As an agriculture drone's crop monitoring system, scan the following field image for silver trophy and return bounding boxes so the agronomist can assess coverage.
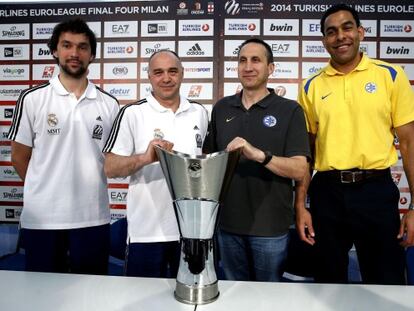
[155,146,240,305]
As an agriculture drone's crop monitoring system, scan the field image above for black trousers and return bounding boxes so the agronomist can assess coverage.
[309,171,406,284]
[22,224,110,275]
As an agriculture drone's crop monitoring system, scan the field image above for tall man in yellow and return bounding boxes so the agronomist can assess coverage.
[296,3,414,284]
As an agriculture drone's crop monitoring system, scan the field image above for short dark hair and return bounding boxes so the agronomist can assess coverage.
[48,18,97,59]
[238,38,274,64]
[320,3,361,36]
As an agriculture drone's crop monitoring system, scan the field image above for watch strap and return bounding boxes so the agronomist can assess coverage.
[261,151,272,166]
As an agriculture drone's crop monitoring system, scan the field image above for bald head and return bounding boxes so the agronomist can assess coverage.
[148,49,182,72]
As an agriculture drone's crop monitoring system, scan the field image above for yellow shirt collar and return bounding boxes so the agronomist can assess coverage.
[325,53,370,76]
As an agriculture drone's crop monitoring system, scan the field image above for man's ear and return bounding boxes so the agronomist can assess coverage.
[357,25,365,42]
[268,62,275,77]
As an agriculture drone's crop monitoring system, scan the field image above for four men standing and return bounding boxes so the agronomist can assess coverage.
[7,7,414,283]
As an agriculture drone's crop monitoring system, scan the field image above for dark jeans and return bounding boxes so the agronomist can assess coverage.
[22,224,110,275]
[125,241,180,278]
[309,171,406,284]
[218,229,289,282]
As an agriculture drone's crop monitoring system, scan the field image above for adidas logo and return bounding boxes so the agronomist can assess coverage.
[186,43,205,56]
[96,116,102,121]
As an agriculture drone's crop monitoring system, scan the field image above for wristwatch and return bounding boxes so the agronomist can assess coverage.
[261,151,273,166]
[409,203,414,211]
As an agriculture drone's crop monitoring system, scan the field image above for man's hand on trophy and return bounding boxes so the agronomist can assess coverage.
[146,139,174,163]
[226,137,264,163]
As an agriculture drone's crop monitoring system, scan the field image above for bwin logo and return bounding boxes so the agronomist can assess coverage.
[386,46,409,55]
[270,23,293,32]
[38,48,51,56]
[225,0,240,15]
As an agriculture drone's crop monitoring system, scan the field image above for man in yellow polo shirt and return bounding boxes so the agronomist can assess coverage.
[296,3,414,284]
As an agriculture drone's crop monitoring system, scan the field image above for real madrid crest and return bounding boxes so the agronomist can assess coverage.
[46,113,61,135]
[154,128,165,139]
[47,113,58,127]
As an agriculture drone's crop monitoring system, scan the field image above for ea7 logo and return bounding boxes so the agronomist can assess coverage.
[112,25,129,33]
[271,43,290,52]
[110,191,127,202]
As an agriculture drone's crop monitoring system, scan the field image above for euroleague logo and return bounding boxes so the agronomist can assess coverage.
[202,24,209,32]
[248,24,256,31]
[404,24,412,33]
[225,0,240,15]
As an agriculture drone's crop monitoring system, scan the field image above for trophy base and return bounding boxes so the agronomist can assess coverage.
[174,280,219,305]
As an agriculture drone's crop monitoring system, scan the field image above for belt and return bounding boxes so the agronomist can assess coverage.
[319,169,390,184]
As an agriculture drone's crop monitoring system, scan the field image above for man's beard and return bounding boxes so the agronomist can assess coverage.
[60,60,88,78]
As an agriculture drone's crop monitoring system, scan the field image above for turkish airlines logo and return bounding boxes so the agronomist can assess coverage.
[392,173,402,185]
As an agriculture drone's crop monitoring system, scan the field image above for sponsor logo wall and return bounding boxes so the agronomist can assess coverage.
[0,0,413,221]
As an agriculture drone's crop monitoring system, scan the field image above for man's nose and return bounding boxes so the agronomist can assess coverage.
[337,29,345,40]
[161,72,171,81]
[244,60,253,71]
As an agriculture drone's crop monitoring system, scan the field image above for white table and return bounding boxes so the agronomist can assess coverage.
[199,280,414,311]
[0,270,193,311]
[1,270,413,311]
